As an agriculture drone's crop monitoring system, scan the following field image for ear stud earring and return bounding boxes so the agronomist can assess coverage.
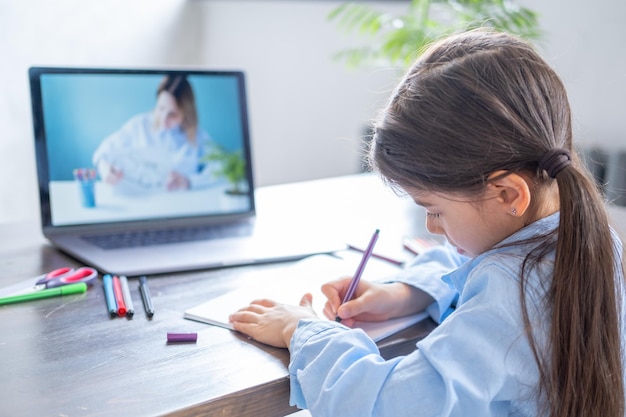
[511,208,517,215]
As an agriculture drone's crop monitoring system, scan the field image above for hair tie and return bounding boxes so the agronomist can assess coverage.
[538,148,571,178]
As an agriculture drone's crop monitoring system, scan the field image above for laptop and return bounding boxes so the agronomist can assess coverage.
[28,67,344,276]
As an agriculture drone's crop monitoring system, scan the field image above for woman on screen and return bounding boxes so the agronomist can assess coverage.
[92,75,222,192]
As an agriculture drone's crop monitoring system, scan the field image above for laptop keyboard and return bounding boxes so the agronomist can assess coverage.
[82,223,254,250]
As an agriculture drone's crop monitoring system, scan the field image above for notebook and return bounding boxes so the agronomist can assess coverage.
[184,252,429,342]
[28,67,344,276]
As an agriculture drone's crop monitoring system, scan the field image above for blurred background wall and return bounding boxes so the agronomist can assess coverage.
[1,0,625,224]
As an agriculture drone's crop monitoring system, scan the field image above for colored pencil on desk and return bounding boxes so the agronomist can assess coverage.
[139,276,154,318]
[402,237,436,255]
[347,244,404,266]
[112,275,127,317]
[102,274,117,317]
[119,275,134,318]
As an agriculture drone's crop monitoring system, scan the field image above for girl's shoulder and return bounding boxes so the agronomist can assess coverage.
[458,249,552,303]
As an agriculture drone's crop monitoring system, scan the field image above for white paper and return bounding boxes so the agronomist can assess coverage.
[184,253,429,342]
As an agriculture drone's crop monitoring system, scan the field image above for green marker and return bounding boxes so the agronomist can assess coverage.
[0,282,87,306]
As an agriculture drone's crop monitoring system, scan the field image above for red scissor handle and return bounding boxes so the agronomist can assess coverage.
[37,267,98,289]
[35,267,73,285]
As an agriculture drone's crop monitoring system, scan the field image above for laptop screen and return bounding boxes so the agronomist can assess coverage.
[29,67,255,229]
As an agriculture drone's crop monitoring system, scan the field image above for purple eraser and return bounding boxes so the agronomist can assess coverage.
[167,332,198,343]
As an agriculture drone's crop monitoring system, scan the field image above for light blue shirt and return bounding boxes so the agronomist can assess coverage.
[288,213,626,416]
[389,240,464,323]
[92,112,222,190]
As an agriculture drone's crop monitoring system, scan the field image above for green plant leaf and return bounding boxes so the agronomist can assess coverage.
[328,0,542,68]
[203,146,246,191]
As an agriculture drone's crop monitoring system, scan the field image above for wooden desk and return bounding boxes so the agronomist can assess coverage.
[0,174,436,417]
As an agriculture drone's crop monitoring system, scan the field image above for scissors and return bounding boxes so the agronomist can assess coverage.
[0,267,97,304]
[20,266,99,294]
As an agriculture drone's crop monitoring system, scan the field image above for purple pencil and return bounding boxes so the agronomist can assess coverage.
[335,229,380,322]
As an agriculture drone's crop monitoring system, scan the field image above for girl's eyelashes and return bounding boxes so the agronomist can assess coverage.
[426,212,440,218]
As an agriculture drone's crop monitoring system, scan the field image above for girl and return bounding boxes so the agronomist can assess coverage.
[229,29,625,417]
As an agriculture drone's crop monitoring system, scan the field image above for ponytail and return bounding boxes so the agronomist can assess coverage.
[527,153,624,417]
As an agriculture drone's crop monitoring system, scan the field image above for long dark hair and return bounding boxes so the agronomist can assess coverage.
[369,29,624,417]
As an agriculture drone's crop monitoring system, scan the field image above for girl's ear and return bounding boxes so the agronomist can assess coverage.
[486,170,531,217]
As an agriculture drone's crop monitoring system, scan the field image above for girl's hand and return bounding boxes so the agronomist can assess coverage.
[321,279,434,328]
[229,294,318,349]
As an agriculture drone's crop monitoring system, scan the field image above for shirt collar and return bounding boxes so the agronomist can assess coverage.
[442,212,560,292]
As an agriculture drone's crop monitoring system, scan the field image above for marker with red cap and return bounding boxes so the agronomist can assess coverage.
[112,275,127,317]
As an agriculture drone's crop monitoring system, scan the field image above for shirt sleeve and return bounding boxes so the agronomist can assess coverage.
[92,114,144,168]
[387,242,466,322]
[288,318,469,417]
[288,261,539,417]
